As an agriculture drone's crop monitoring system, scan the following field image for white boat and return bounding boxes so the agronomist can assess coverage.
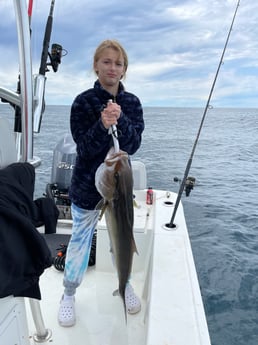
[0,1,211,344]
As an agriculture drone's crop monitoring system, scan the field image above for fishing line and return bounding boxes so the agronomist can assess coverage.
[167,0,241,228]
[107,99,120,153]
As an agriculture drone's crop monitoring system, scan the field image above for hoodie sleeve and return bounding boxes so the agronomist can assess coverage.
[70,91,111,160]
[117,93,144,155]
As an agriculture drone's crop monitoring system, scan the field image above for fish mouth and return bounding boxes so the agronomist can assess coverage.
[105,148,128,164]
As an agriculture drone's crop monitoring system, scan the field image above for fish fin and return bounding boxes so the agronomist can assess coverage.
[132,239,139,255]
[112,289,119,297]
[95,199,108,220]
[95,198,104,210]
[133,199,139,208]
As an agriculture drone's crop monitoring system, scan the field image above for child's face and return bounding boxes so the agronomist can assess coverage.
[94,48,125,89]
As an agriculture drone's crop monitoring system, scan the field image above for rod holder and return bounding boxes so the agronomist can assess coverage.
[29,299,52,343]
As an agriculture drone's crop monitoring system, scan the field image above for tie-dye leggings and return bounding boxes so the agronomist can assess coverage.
[63,203,100,296]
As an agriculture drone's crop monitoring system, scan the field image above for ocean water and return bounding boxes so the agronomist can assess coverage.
[1,104,258,344]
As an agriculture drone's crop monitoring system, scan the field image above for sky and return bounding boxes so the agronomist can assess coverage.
[1,0,258,108]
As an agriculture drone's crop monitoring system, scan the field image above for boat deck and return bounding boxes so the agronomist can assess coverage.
[0,190,211,345]
[26,265,146,345]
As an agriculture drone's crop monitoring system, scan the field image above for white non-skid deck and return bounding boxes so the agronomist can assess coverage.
[0,190,211,345]
[26,266,147,345]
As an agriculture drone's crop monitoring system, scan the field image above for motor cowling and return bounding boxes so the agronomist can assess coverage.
[50,133,76,190]
[46,133,76,220]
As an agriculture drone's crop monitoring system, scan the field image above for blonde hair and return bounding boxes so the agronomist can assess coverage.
[93,39,128,79]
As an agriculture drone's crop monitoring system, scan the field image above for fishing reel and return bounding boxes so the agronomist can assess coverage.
[47,43,67,72]
[174,176,196,197]
[185,176,196,196]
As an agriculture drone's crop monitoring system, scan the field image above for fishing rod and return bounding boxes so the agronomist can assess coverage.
[34,0,65,133]
[39,0,55,76]
[167,0,241,229]
[28,0,33,22]
[33,0,55,133]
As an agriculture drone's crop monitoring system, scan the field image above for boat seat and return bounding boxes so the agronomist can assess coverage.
[0,117,17,169]
[131,161,147,190]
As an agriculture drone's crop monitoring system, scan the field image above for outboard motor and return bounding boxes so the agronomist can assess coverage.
[48,133,98,268]
[51,133,76,189]
[46,133,76,219]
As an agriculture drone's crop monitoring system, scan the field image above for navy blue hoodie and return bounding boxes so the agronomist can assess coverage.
[69,80,144,209]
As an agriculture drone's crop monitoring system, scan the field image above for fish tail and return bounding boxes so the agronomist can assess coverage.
[121,287,127,323]
[113,287,127,323]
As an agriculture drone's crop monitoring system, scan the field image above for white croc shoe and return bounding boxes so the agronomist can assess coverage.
[58,295,76,327]
[125,283,141,314]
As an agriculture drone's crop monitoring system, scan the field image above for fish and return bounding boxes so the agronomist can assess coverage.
[95,146,138,320]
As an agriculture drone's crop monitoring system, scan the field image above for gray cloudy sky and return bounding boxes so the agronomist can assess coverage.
[1,0,257,107]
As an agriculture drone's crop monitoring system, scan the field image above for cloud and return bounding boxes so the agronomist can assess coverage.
[1,0,258,107]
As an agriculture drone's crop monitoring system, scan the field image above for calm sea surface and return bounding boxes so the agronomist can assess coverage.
[1,104,258,345]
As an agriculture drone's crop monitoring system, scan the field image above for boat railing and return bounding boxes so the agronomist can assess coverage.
[29,299,52,343]
[0,1,41,167]
[0,2,49,342]
[0,87,20,107]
